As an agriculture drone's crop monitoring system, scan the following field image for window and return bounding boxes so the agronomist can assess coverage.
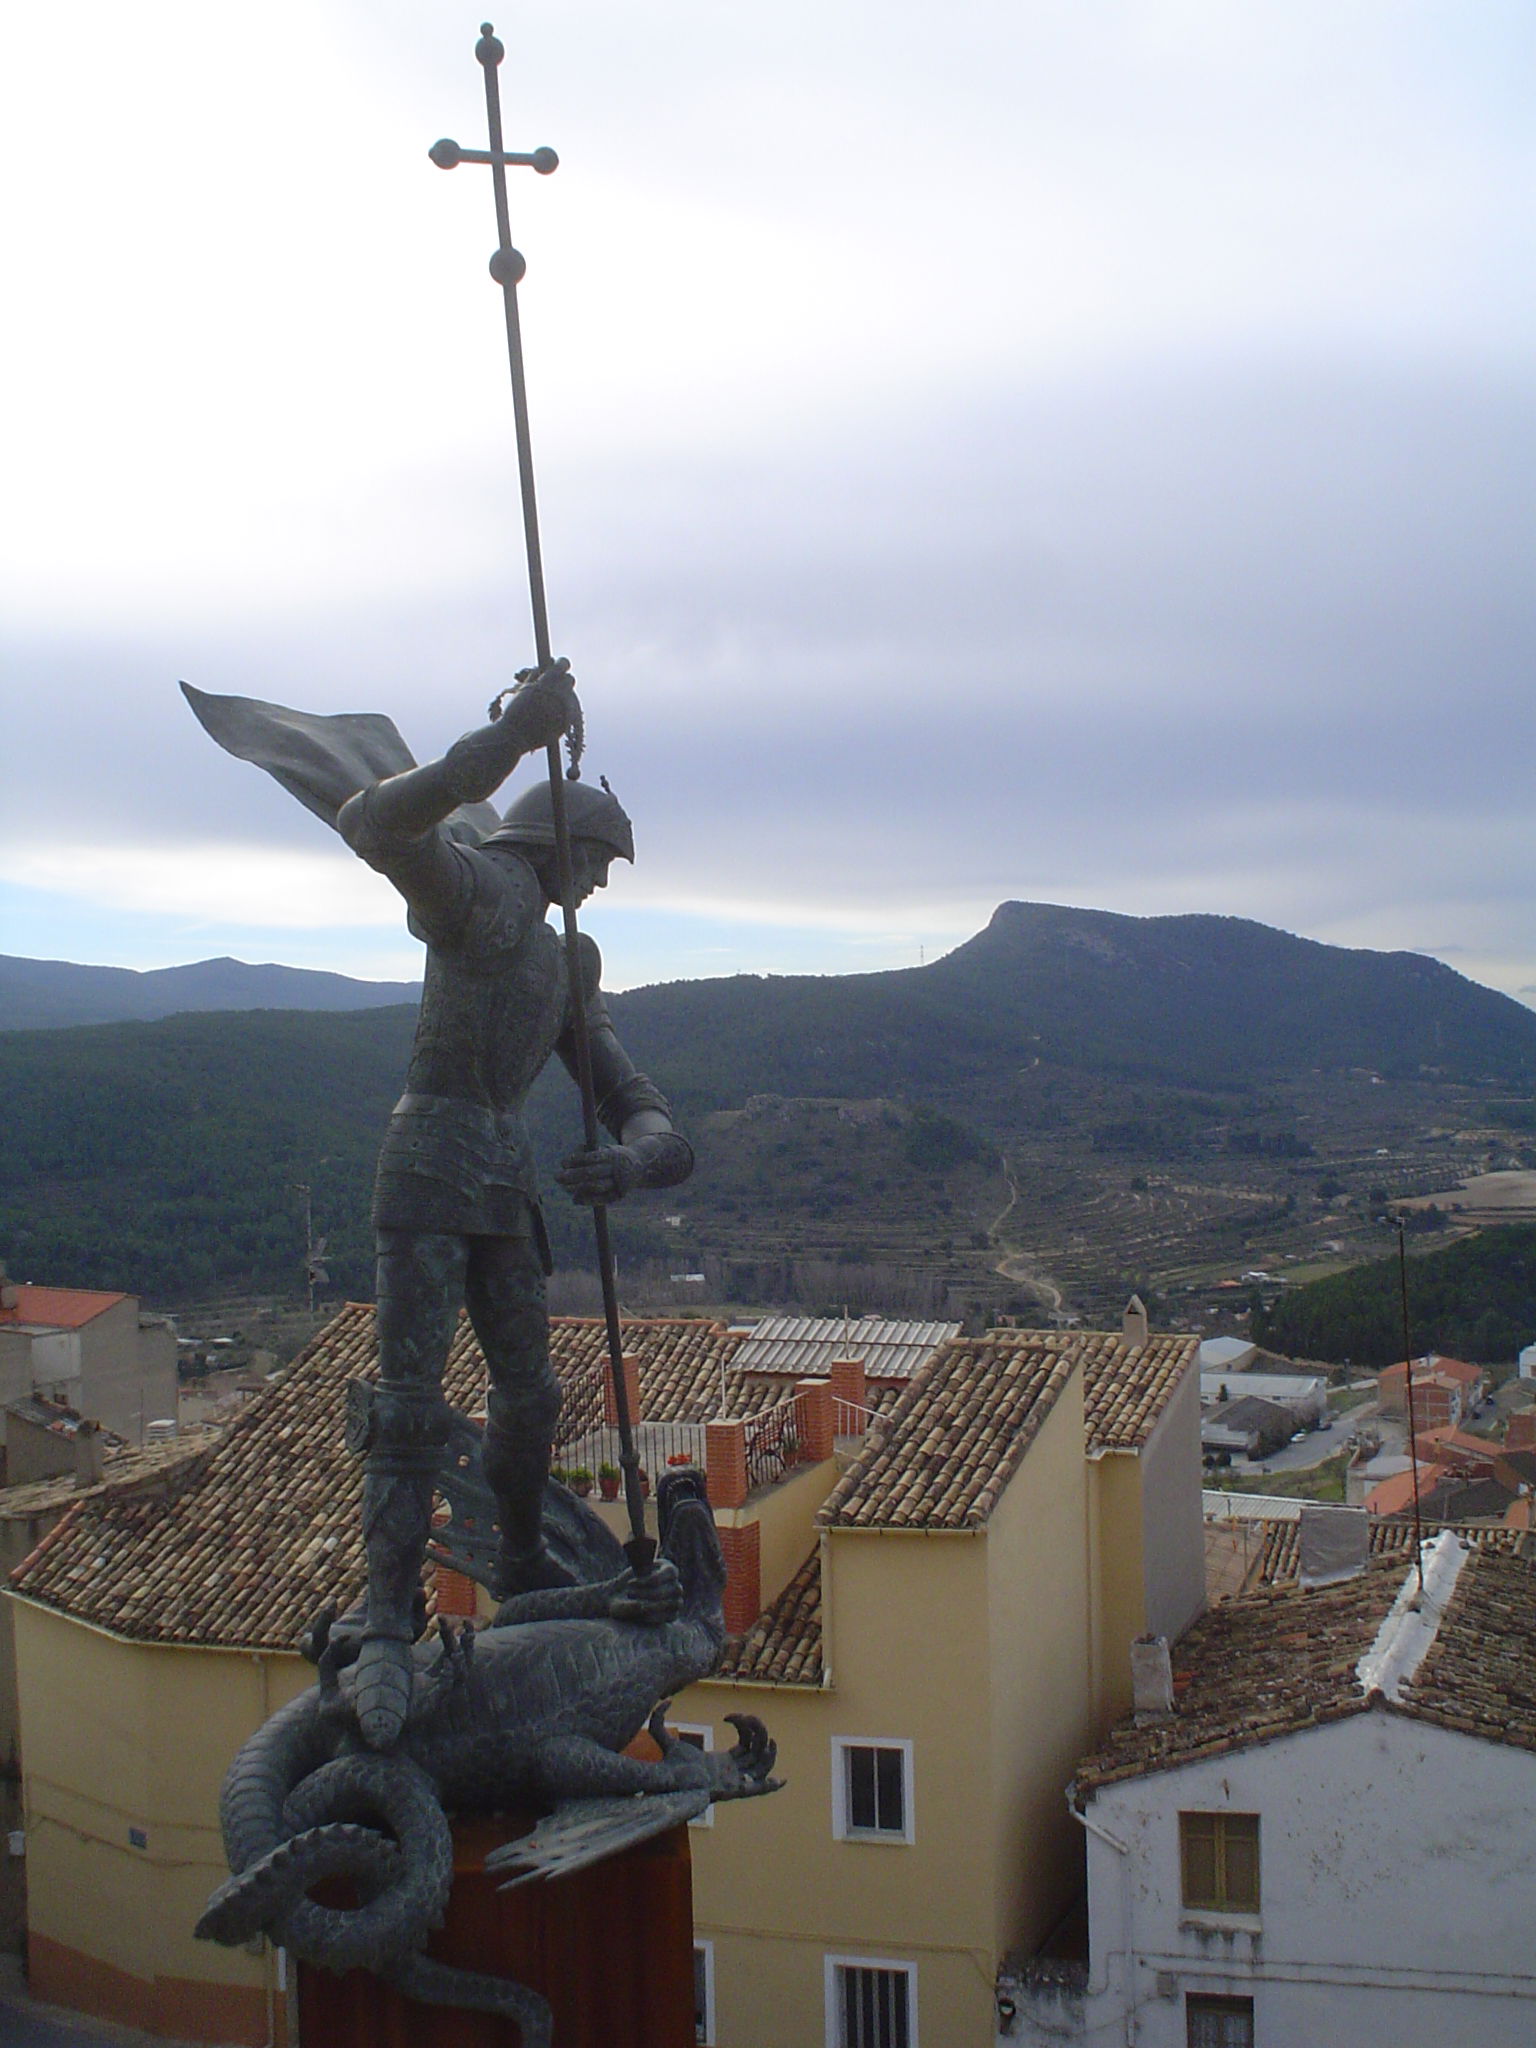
[1179,1812,1259,1913]
[669,1721,714,1828]
[832,1738,913,1843]
[692,1940,715,2045]
[825,1956,916,2048]
[1186,1993,1254,2048]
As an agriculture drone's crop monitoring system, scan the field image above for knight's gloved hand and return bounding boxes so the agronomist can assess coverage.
[556,1143,642,1205]
[506,662,580,745]
[443,665,581,803]
[608,1559,682,1626]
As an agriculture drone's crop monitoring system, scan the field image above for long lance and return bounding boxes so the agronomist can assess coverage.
[431,23,655,1574]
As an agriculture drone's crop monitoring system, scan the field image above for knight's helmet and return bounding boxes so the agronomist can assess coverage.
[483,777,635,863]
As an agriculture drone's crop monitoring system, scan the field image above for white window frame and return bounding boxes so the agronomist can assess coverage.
[831,1737,915,1844]
[692,1937,716,2045]
[824,1953,918,2048]
[669,1720,715,1828]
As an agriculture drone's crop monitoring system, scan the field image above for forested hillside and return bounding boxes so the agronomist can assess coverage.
[7,902,1536,1317]
[1255,1225,1536,1368]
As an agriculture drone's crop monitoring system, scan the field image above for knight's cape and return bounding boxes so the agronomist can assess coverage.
[180,681,501,843]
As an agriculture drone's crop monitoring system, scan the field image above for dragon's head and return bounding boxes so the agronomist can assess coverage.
[657,1467,725,1634]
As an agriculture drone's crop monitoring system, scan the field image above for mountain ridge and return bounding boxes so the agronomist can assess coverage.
[0,952,422,1031]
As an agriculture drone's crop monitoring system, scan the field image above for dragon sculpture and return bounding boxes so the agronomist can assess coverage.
[196,1454,780,2043]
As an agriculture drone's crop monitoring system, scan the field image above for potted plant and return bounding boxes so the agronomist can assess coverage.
[567,1466,594,1498]
[638,1467,652,1498]
[666,1450,692,1468]
[598,1462,621,1500]
[550,1465,569,1487]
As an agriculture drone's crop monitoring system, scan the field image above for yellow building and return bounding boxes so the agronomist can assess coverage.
[8,1306,1200,2047]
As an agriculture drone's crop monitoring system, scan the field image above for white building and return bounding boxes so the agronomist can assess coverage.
[1518,1340,1536,1381]
[1002,1530,1536,2047]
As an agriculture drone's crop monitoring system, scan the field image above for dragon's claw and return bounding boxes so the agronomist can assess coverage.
[721,1713,778,1789]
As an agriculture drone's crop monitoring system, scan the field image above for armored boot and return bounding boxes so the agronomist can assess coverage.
[352,1382,448,1749]
[485,1413,574,1599]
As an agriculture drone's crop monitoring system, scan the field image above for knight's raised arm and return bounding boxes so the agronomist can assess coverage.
[347,668,579,841]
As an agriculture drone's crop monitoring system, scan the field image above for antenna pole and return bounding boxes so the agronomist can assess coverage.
[1396,1220,1425,1598]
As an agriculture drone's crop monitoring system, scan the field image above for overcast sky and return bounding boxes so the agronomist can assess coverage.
[3,1,1533,999]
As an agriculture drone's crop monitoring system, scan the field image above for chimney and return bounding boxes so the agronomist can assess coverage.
[717,1521,762,1637]
[73,1420,105,1489]
[1298,1503,1370,1586]
[0,1261,17,1314]
[828,1357,868,1426]
[1131,1633,1174,1718]
[1122,1295,1150,1351]
[603,1353,643,1429]
[794,1378,834,1464]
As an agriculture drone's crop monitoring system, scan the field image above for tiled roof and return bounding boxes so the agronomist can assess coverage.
[1404,1551,1536,1750]
[1383,1354,1482,1387]
[9,1306,754,1649]
[548,1316,750,1438]
[715,1547,823,1688]
[1076,1545,1536,1794]
[1255,1515,1529,1585]
[0,1429,223,1522]
[729,1317,959,1382]
[0,1285,128,1331]
[818,1336,1078,1529]
[814,1327,1196,1531]
[1083,1333,1200,1451]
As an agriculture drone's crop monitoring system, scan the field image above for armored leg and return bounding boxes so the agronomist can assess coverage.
[355,1230,464,1749]
[465,1234,569,1597]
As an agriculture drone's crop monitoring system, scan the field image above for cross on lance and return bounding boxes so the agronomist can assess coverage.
[429,22,560,668]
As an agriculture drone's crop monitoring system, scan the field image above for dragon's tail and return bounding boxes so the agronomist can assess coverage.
[199,1752,453,1978]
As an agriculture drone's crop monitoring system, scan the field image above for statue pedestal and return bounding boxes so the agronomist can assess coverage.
[296,1815,697,2046]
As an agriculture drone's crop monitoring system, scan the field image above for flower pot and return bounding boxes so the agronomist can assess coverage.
[599,1476,620,1501]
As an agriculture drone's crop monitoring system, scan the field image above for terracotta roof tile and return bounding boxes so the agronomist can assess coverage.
[1076,1545,1536,1795]
[8,1305,746,1649]
[816,1327,1196,1531]
[0,1285,129,1330]
[818,1337,1077,1530]
[715,1547,823,1688]
[1255,1515,1530,1584]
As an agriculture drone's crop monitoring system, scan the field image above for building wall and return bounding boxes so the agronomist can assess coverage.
[77,1300,178,1443]
[1072,1711,1536,2048]
[679,1524,999,2048]
[984,1366,1092,1961]
[1137,1363,1206,1648]
[1087,1454,1145,1731]
[12,1600,310,2045]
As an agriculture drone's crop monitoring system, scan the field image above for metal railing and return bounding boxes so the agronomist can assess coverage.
[834,1395,883,1438]
[744,1398,802,1493]
[556,1417,706,1489]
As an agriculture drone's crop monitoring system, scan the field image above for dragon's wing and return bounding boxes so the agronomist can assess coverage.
[180,681,501,842]
[429,1403,629,1592]
[485,1791,710,1887]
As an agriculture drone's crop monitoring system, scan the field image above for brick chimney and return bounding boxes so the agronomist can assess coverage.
[603,1353,643,1428]
[795,1378,834,1464]
[828,1357,868,1426]
[717,1521,761,1637]
[705,1419,749,1510]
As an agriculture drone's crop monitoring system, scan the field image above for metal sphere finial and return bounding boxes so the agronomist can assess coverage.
[475,24,504,67]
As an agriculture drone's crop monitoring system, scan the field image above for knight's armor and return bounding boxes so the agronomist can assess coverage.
[335,770,691,1748]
